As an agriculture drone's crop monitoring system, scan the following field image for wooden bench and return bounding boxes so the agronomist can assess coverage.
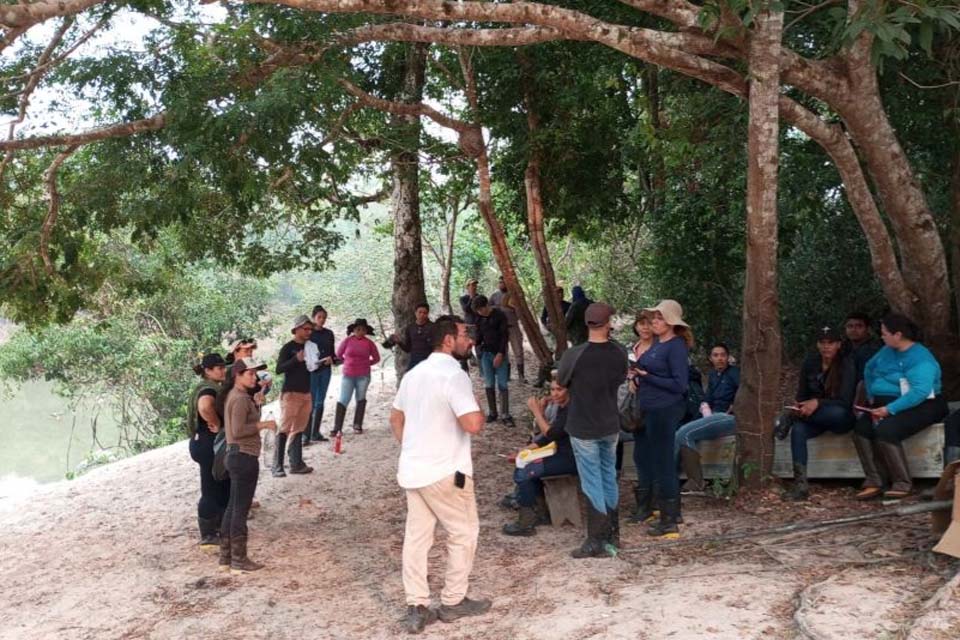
[541,474,583,528]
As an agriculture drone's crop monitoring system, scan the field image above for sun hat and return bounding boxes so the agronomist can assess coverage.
[290,314,314,333]
[642,300,689,328]
[232,357,268,375]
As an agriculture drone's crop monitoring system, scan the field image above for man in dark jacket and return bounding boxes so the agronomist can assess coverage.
[274,315,315,477]
[842,311,882,382]
[564,286,592,346]
[472,295,513,426]
[459,279,480,326]
[388,302,434,373]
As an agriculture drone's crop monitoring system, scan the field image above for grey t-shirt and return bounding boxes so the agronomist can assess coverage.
[557,341,628,439]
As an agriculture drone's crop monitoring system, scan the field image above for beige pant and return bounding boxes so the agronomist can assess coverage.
[402,474,479,607]
[280,392,311,434]
[508,325,524,371]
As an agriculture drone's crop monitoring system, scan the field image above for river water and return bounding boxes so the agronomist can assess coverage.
[0,380,121,497]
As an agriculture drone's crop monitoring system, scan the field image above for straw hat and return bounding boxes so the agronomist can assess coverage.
[642,300,689,328]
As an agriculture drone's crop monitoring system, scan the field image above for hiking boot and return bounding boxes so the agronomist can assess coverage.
[680,447,706,495]
[484,388,498,423]
[402,604,437,634]
[271,432,288,478]
[784,463,809,501]
[330,402,347,436]
[197,515,221,551]
[502,506,538,537]
[647,498,680,539]
[229,536,264,574]
[572,505,612,558]
[628,485,657,525]
[218,535,231,572]
[437,597,492,623]
[353,399,367,434]
[877,440,912,498]
[287,433,314,474]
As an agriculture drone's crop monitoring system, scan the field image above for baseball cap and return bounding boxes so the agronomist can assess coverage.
[585,302,614,327]
[233,357,268,375]
[817,325,843,342]
[290,314,314,333]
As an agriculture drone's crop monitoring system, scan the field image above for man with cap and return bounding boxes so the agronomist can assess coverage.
[273,315,315,477]
[556,302,627,558]
[489,275,526,383]
[459,279,480,327]
[472,295,514,426]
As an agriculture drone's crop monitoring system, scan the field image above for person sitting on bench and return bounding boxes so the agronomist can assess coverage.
[502,375,577,537]
[943,409,960,468]
[674,343,740,494]
[852,313,948,499]
[776,326,856,501]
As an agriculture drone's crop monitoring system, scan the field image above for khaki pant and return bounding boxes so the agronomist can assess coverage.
[402,474,479,607]
[280,392,311,434]
[508,325,524,372]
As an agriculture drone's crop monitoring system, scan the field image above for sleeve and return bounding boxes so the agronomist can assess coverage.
[703,372,717,407]
[396,326,412,353]
[336,338,347,360]
[368,339,381,365]
[886,354,939,415]
[642,342,689,394]
[276,344,299,374]
[305,341,320,372]
[198,388,217,399]
[822,357,856,409]
[795,355,814,402]
[557,346,579,387]
[446,372,481,417]
[459,295,471,316]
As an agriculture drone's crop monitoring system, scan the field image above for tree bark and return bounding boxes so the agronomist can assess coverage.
[439,202,459,315]
[389,43,428,376]
[733,7,783,486]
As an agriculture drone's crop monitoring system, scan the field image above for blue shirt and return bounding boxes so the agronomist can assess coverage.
[635,337,689,410]
[704,366,740,413]
[864,343,942,416]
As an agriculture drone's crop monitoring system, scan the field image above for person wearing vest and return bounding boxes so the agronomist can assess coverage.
[188,353,229,550]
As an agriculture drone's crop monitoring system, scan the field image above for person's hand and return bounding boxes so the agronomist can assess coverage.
[700,402,712,418]
[260,420,277,431]
[628,379,637,394]
[253,391,266,405]
[869,406,890,421]
[208,424,220,434]
[526,396,540,413]
[636,369,648,377]
[494,353,504,368]
[321,356,333,366]
[296,350,306,362]
[797,399,819,417]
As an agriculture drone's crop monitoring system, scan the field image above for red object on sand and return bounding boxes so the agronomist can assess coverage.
[334,432,343,454]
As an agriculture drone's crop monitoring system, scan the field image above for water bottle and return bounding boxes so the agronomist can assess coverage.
[334,431,343,454]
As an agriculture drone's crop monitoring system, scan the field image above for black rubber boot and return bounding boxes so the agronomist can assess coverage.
[353,399,367,434]
[499,388,514,427]
[784,462,809,501]
[607,507,620,549]
[230,535,264,574]
[571,504,612,558]
[331,402,347,436]
[502,506,538,537]
[288,433,314,474]
[302,411,315,447]
[272,432,288,478]
[218,535,231,572]
[647,498,681,538]
[628,485,656,525]
[484,388,498,423]
[198,516,220,549]
[310,408,328,442]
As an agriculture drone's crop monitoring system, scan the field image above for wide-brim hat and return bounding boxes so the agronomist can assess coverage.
[228,337,257,352]
[291,314,314,333]
[347,318,375,336]
[642,299,689,328]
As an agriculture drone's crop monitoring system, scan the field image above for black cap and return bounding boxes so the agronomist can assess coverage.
[817,325,843,342]
[200,353,226,369]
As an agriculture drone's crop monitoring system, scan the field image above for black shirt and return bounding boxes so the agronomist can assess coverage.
[558,341,628,439]
[796,352,856,410]
[459,294,478,326]
[276,340,310,393]
[475,308,509,355]
[309,327,337,367]
[399,321,434,359]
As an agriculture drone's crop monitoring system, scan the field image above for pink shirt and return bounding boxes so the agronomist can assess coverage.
[336,335,381,377]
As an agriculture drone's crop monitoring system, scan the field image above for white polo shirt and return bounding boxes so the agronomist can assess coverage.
[393,352,480,489]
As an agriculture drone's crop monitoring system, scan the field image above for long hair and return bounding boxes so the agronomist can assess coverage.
[822,348,846,399]
[674,325,695,349]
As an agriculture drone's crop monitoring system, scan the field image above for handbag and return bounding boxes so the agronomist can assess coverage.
[618,382,644,433]
[212,431,228,481]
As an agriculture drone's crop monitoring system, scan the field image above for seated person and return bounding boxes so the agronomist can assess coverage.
[944,409,960,467]
[852,313,948,499]
[842,311,882,382]
[776,326,856,501]
[674,343,740,494]
[502,376,577,537]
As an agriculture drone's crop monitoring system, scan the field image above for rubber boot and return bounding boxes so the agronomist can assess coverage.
[302,411,315,447]
[647,498,681,539]
[330,402,347,436]
[784,463,809,501]
[271,432,288,478]
[853,433,884,500]
[945,446,960,467]
[230,535,264,574]
[607,507,620,549]
[499,387,514,427]
[353,399,367,434]
[288,432,314,474]
[484,388,498,423]
[628,485,657,525]
[518,362,526,384]
[679,447,705,494]
[198,516,220,549]
[877,440,912,497]
[309,408,328,443]
[534,494,551,525]
[502,505,538,537]
[218,535,231,572]
[571,504,612,559]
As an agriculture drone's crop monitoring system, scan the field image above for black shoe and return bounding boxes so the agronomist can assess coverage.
[647,498,681,539]
[783,462,809,501]
[315,432,329,442]
[572,505,613,558]
[774,411,797,441]
[437,597,492,623]
[502,506,538,537]
[485,413,498,423]
[484,388,497,423]
[501,416,515,427]
[402,605,437,634]
[289,463,314,474]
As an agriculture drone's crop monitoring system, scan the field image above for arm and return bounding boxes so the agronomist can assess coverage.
[336,338,347,361]
[276,344,300,374]
[369,339,381,365]
[497,313,509,355]
[395,326,412,352]
[527,397,552,436]
[390,408,405,442]
[448,373,484,434]
[795,355,814,402]
[197,395,221,432]
[556,346,578,387]
[457,411,486,435]
[886,357,939,415]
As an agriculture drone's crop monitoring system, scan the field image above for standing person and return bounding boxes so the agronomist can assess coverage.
[459,279,480,326]
[564,286,592,346]
[273,315,315,478]
[225,338,257,366]
[852,313,948,499]
[489,276,526,383]
[843,312,882,381]
[619,312,654,489]
[220,357,277,574]
[188,353,230,550]
[673,343,740,494]
[775,326,856,501]
[387,303,434,373]
[540,286,572,337]
[472,295,514,426]
[557,302,627,558]
[631,300,691,538]
[390,315,491,634]
[332,318,381,435]
[304,305,335,445]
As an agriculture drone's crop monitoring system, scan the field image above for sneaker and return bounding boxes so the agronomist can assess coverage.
[402,605,437,634]
[437,597,492,623]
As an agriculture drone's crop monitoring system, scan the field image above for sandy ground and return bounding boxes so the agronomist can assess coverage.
[1,366,959,640]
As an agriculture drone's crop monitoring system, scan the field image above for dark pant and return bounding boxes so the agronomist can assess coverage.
[945,409,960,447]
[310,366,332,413]
[512,451,578,507]
[221,448,259,539]
[854,395,948,443]
[634,399,687,503]
[189,431,231,521]
[790,404,855,466]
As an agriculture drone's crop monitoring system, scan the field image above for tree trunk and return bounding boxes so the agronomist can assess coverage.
[390,43,428,376]
[734,7,783,486]
[439,203,459,315]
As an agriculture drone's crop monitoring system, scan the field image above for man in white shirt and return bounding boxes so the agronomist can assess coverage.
[390,315,491,634]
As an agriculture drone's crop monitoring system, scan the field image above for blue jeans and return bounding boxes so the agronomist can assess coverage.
[674,413,737,459]
[634,399,687,503]
[571,434,619,513]
[790,404,855,465]
[310,367,332,413]
[338,375,370,406]
[513,451,578,507]
[480,351,508,390]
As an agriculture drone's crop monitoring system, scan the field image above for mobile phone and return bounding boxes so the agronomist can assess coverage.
[783,405,800,411]
[454,471,466,489]
[854,404,874,413]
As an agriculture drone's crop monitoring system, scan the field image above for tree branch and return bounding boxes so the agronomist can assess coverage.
[0,0,106,29]
[40,145,78,277]
[338,78,472,132]
[0,114,167,152]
